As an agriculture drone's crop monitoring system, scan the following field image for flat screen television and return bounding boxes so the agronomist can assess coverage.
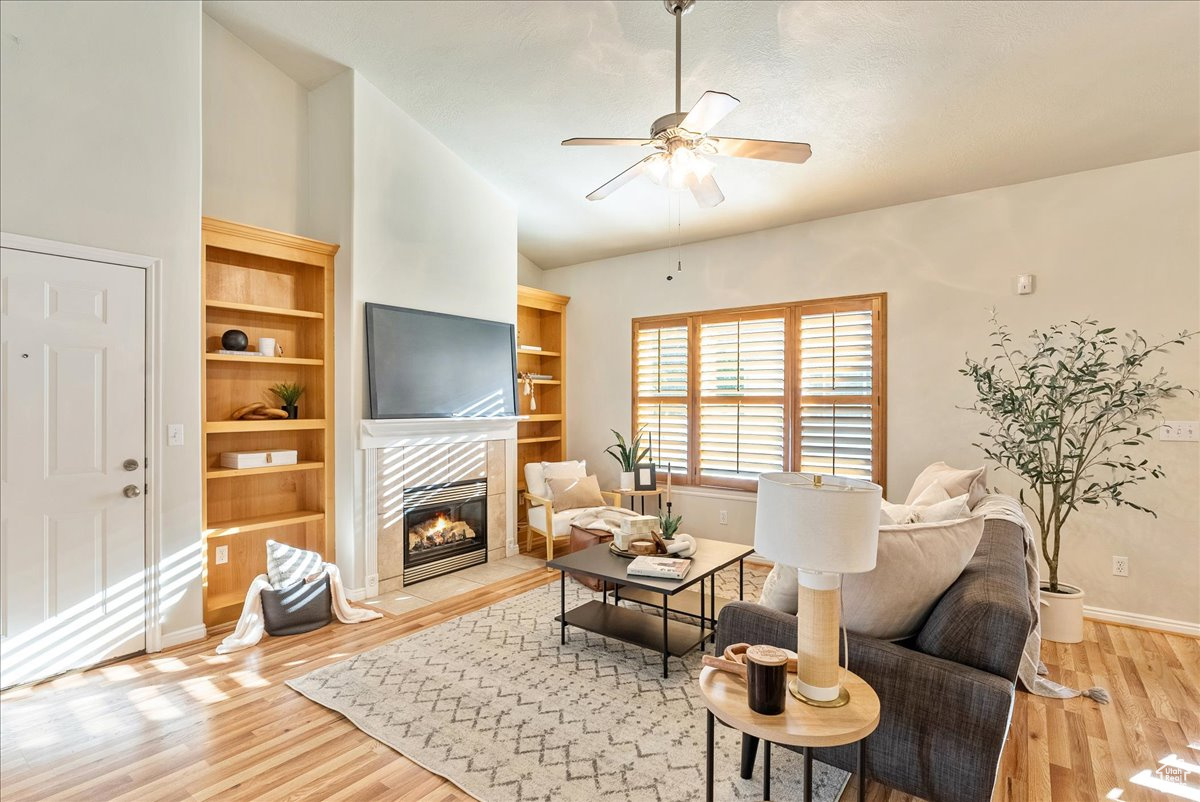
[365,303,517,419]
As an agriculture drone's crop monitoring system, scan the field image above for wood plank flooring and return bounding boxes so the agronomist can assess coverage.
[1,567,1196,802]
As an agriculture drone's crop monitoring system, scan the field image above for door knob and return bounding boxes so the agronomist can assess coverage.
[123,458,140,471]
[123,484,142,498]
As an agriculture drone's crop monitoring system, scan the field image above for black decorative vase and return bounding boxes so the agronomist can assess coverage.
[282,404,298,420]
[221,329,249,351]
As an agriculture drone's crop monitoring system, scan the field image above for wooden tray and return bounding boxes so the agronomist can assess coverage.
[609,542,692,560]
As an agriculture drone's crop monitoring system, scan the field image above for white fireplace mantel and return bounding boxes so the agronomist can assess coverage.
[359,416,520,449]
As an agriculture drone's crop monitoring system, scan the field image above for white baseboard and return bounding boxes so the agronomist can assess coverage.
[159,624,208,651]
[1084,605,1200,637]
[344,586,367,602]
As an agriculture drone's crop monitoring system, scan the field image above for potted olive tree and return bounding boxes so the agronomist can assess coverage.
[962,315,1194,643]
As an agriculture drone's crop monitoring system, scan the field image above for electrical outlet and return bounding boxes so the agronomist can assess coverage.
[167,424,185,447]
[1112,556,1129,577]
[1160,421,1199,441]
[215,545,229,565]
[719,510,728,525]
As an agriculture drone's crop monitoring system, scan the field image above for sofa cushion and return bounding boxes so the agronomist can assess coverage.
[904,461,988,507]
[843,515,985,640]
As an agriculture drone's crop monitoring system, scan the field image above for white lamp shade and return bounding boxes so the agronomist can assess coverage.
[754,472,882,574]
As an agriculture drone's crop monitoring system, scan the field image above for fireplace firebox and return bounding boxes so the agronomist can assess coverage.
[402,479,487,584]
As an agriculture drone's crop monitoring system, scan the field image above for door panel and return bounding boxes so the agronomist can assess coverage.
[0,246,146,688]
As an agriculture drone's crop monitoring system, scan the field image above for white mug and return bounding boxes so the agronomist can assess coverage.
[258,337,277,357]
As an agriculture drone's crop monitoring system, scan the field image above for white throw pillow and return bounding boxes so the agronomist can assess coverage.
[882,483,951,524]
[842,515,986,640]
[266,539,324,590]
[918,493,971,523]
[759,563,799,614]
[528,459,586,499]
[905,462,988,508]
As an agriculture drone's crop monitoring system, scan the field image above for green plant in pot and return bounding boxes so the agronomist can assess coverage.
[606,428,649,490]
[270,382,305,420]
[962,314,1194,643]
[659,510,683,540]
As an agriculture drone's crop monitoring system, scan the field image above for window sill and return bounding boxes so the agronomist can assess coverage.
[663,485,758,503]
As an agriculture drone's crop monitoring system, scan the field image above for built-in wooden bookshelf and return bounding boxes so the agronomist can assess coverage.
[516,286,569,542]
[201,217,338,629]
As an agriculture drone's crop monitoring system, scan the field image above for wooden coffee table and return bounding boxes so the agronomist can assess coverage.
[698,665,880,801]
[547,538,754,677]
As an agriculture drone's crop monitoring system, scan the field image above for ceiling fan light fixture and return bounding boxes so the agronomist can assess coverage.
[645,147,713,190]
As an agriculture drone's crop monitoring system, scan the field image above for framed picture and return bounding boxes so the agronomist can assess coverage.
[634,462,657,491]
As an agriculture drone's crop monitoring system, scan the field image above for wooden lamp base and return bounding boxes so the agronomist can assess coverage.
[794,572,850,707]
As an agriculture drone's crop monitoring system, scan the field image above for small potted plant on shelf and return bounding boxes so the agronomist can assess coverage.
[606,428,649,490]
[270,382,305,420]
[659,510,682,540]
[962,314,1194,643]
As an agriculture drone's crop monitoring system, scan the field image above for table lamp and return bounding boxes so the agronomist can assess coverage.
[754,472,881,707]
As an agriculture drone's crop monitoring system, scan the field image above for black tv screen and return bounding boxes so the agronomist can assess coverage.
[365,303,517,419]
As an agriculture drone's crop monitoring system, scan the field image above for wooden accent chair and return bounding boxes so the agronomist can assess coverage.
[523,461,620,561]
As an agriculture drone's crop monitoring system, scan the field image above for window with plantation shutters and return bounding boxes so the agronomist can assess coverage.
[697,314,787,486]
[631,293,885,491]
[633,322,689,473]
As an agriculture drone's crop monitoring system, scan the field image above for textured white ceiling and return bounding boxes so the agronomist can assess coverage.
[204,0,1200,268]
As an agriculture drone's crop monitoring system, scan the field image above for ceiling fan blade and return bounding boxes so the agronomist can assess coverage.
[712,137,812,164]
[687,173,725,208]
[562,137,652,147]
[586,156,653,201]
[680,91,740,134]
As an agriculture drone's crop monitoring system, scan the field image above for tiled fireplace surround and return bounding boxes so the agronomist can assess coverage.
[361,419,518,596]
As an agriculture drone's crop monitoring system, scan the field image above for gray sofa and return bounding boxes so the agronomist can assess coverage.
[716,517,1032,802]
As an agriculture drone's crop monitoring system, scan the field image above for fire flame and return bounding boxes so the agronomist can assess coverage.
[431,514,449,532]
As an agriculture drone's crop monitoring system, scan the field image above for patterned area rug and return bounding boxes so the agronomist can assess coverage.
[287,577,847,802]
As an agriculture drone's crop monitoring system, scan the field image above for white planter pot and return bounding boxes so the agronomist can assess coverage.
[1040,582,1085,644]
[619,471,635,490]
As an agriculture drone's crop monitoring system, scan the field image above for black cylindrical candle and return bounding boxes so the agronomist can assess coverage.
[745,645,788,715]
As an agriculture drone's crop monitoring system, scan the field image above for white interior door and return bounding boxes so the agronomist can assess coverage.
[0,246,147,688]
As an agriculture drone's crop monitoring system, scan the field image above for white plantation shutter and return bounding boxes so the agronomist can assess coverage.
[698,315,786,485]
[797,302,881,483]
[634,323,688,473]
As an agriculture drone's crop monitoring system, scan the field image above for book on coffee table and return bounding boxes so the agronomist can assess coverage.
[627,556,692,581]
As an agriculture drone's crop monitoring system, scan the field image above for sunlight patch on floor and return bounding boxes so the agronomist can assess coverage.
[230,670,270,689]
[128,686,182,721]
[181,677,229,704]
[149,657,188,673]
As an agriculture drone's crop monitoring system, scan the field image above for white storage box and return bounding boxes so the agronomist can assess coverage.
[620,515,658,537]
[219,449,298,469]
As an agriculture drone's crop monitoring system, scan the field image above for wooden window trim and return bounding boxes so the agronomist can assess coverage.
[632,293,887,493]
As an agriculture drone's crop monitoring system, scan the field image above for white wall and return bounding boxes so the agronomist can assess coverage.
[1,0,204,641]
[518,253,544,288]
[202,15,308,233]
[307,72,518,588]
[544,152,1200,627]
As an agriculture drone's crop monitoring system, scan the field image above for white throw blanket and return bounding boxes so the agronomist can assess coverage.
[216,563,382,655]
[974,494,1109,703]
[569,505,644,533]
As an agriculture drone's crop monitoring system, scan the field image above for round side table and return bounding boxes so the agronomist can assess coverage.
[698,665,880,802]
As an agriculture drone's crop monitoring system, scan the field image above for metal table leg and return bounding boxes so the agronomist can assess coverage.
[763,740,772,800]
[700,575,706,653]
[705,710,714,802]
[804,745,813,802]
[560,570,566,644]
[739,559,745,600]
[662,592,669,678]
[709,574,717,646]
[857,739,867,802]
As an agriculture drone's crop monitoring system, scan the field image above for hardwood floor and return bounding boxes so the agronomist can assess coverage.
[1,567,1196,802]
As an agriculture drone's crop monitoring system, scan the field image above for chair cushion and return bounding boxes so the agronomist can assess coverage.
[547,474,606,510]
[525,459,586,499]
[527,505,607,537]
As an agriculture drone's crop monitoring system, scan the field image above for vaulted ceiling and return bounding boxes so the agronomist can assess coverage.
[205,1,1200,268]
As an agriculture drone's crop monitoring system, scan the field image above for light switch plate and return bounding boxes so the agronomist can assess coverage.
[1015,274,1035,295]
[1160,421,1199,442]
[167,424,185,447]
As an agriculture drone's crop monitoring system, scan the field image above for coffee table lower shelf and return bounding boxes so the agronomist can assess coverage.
[556,600,710,673]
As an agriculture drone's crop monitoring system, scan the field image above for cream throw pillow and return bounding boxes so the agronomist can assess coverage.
[757,514,986,640]
[546,474,606,511]
[905,461,988,508]
[842,514,986,640]
[881,485,971,525]
[531,459,586,498]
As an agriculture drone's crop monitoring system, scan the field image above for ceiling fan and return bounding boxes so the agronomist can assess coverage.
[562,0,812,208]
